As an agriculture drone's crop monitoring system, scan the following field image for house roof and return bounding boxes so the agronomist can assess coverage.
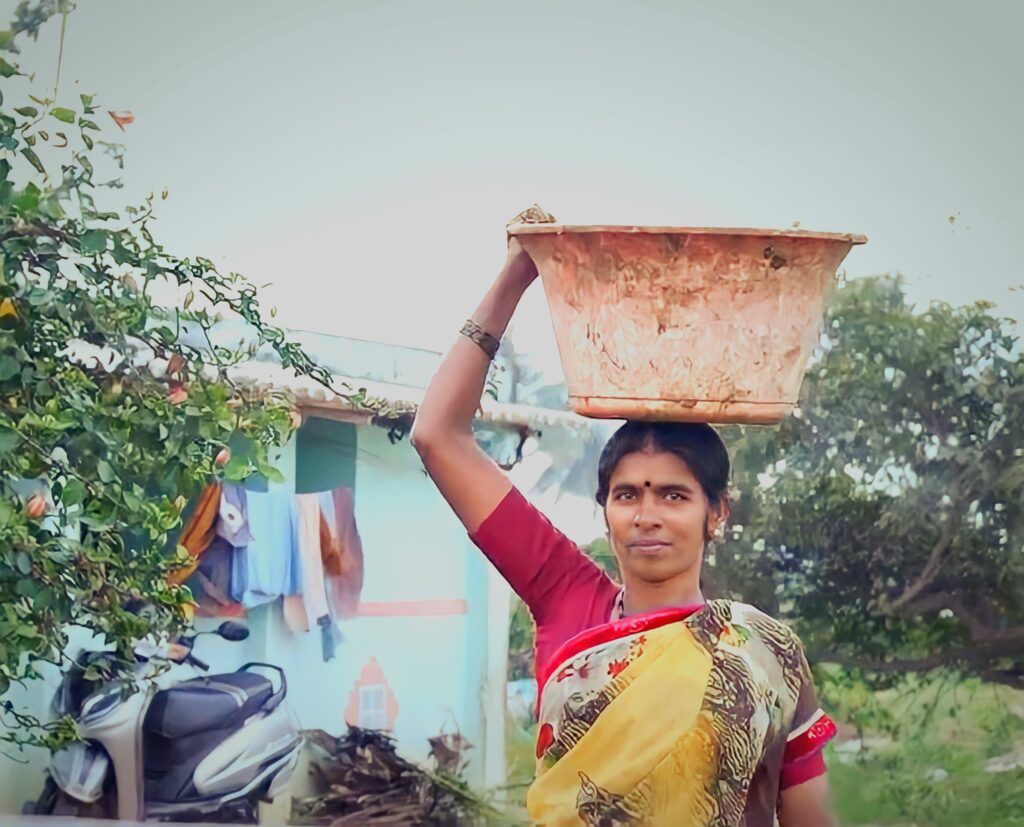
[63,323,597,435]
[230,361,597,434]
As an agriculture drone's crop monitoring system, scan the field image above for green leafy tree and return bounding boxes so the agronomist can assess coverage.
[0,1,359,749]
[712,276,1024,688]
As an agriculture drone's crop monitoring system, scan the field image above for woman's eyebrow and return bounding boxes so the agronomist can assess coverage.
[654,483,696,494]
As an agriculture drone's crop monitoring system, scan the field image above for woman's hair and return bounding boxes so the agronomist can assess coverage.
[595,421,730,509]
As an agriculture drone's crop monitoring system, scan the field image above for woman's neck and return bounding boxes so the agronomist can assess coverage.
[621,577,705,616]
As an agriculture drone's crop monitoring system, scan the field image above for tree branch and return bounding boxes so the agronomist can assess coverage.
[892,591,997,640]
[823,634,1024,689]
[887,498,962,612]
[0,222,71,244]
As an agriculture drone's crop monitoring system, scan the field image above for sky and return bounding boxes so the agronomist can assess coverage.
[6,0,1023,378]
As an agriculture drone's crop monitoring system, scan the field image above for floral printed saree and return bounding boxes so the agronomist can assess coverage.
[526,599,837,827]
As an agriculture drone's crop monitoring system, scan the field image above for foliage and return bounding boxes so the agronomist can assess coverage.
[0,1,358,748]
[829,744,1024,826]
[823,674,1024,826]
[507,597,533,682]
[710,275,1024,688]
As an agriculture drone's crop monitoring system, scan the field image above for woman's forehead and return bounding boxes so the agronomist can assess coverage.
[610,450,698,484]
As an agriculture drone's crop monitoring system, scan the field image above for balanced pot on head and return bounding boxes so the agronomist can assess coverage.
[508,224,866,425]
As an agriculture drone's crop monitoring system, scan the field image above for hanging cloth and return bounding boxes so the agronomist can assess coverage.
[184,537,246,618]
[283,494,330,632]
[167,483,222,587]
[230,488,302,608]
[327,487,364,620]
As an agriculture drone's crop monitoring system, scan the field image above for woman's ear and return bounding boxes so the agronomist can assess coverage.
[717,500,731,529]
[706,500,731,541]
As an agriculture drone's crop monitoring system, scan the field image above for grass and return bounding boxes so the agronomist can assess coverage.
[829,744,1024,826]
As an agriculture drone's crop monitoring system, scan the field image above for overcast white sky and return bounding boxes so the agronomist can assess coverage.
[7,0,1023,376]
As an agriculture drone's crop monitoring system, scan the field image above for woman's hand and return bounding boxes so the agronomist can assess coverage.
[501,238,539,291]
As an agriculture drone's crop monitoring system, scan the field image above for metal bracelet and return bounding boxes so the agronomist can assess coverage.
[460,319,501,360]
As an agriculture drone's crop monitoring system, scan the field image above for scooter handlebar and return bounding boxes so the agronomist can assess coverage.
[187,654,210,671]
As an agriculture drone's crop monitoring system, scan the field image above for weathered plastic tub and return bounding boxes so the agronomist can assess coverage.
[508,224,866,424]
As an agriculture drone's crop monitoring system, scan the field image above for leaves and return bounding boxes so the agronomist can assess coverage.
[61,477,84,506]
[222,453,252,481]
[0,1,359,752]
[258,462,285,484]
[19,146,44,173]
[14,550,32,575]
[0,427,19,454]
[79,228,107,253]
[50,107,75,124]
[0,355,20,381]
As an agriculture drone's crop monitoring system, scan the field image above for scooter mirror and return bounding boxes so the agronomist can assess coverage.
[217,621,250,642]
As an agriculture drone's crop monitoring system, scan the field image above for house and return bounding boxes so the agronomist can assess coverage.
[0,332,607,816]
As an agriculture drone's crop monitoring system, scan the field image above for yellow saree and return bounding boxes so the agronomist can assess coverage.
[527,600,836,827]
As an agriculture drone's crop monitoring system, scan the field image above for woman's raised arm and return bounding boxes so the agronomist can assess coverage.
[410,240,538,533]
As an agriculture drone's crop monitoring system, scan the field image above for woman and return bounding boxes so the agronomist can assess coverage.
[410,240,837,826]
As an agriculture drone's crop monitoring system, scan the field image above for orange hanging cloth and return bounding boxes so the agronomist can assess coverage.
[328,487,364,619]
[320,508,344,576]
[167,483,222,586]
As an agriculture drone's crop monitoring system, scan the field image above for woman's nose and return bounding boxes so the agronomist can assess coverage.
[633,497,662,527]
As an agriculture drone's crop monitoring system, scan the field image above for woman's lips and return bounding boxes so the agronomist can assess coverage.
[630,540,670,553]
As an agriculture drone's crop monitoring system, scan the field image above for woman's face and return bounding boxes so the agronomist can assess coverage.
[604,450,726,586]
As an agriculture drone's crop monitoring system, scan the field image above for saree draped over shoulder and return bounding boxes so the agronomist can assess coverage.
[528,599,837,827]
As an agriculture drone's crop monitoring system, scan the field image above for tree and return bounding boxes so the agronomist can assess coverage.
[711,276,1024,688]
[0,1,359,748]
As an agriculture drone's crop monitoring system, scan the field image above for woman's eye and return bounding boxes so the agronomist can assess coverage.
[665,492,686,502]
[615,491,635,501]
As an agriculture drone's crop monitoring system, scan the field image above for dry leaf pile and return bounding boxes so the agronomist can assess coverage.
[291,727,498,826]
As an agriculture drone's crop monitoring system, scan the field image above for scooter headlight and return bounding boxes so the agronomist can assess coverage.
[79,684,128,726]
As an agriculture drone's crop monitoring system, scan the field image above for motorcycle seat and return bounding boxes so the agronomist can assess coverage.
[144,671,274,739]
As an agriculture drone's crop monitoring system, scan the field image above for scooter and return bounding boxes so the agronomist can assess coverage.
[33,621,302,823]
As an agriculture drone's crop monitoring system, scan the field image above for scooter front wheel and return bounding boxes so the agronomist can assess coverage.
[33,774,118,818]
[33,776,78,816]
